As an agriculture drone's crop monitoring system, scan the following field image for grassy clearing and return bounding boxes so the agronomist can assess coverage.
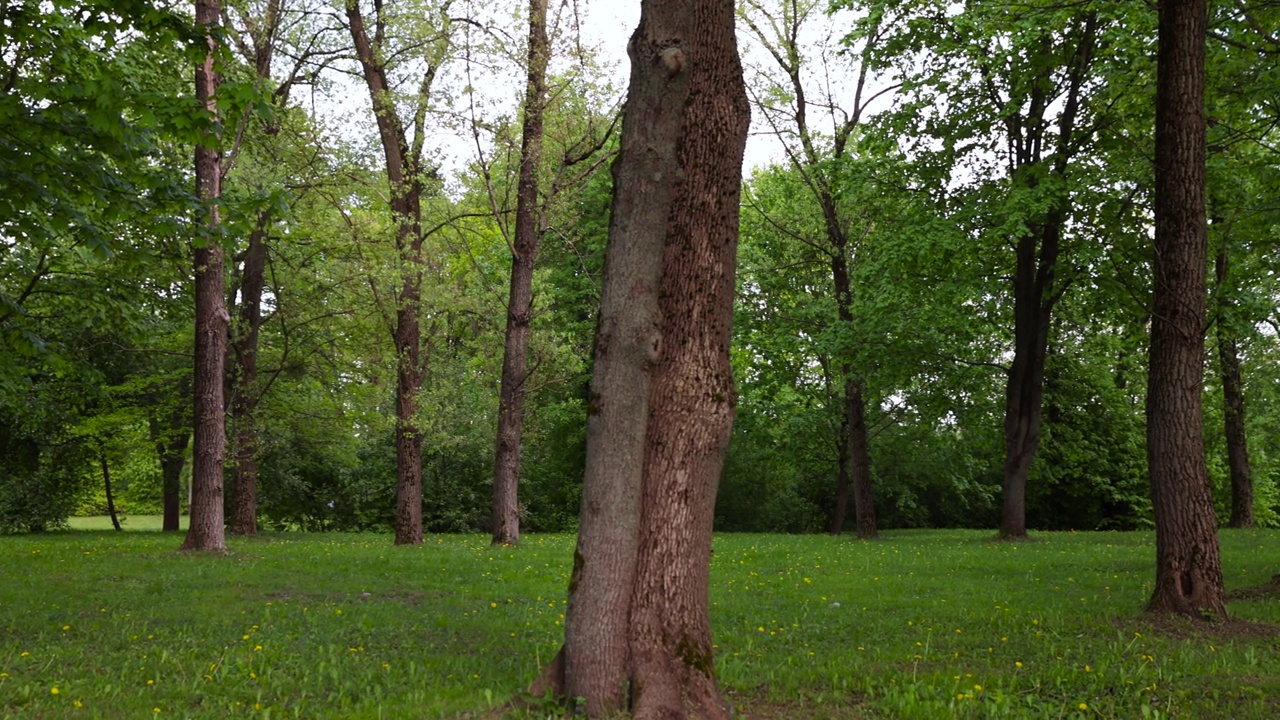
[1,528,1277,719]
[67,516,188,532]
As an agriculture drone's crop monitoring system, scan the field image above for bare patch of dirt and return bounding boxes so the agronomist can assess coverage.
[723,687,869,720]
[1227,574,1280,602]
[1119,612,1280,642]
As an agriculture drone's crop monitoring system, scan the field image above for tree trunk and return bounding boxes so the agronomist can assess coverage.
[1147,0,1225,618]
[999,229,1052,540]
[551,1,749,716]
[1215,245,1254,528]
[345,0,431,546]
[491,0,550,546]
[829,417,850,535]
[182,0,228,552]
[229,221,267,536]
[997,15,1095,540]
[224,0,286,539]
[100,448,122,531]
[847,379,876,539]
[830,247,877,539]
[149,405,190,532]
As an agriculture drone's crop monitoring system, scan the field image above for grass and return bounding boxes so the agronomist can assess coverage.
[1,525,1278,719]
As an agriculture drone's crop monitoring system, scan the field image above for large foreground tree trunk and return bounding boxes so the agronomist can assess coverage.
[546,0,749,716]
[182,0,228,552]
[491,0,549,546]
[1215,244,1254,528]
[1146,0,1225,618]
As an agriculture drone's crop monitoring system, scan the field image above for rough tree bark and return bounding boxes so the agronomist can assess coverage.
[345,0,448,546]
[997,14,1096,540]
[182,0,228,552]
[490,0,549,546]
[1215,243,1254,529]
[1146,0,1226,618]
[536,0,749,716]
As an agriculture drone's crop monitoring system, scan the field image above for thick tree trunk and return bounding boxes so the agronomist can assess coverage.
[229,222,267,536]
[346,0,429,546]
[1215,245,1254,528]
[1147,0,1226,618]
[182,0,228,552]
[556,0,748,716]
[491,0,549,546]
[100,449,122,531]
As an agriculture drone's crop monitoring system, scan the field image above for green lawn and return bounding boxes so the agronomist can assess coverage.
[1,528,1277,719]
[67,516,188,532]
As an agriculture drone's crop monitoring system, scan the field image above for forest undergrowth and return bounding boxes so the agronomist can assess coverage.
[1,524,1277,719]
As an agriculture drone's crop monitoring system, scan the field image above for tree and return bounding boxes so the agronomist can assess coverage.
[1214,238,1255,528]
[490,0,550,546]
[739,0,891,538]
[531,0,750,715]
[222,0,346,536]
[182,0,229,552]
[1145,0,1225,617]
[344,0,455,546]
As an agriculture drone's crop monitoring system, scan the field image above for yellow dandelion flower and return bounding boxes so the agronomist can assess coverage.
[51,687,59,695]
[1079,702,1088,710]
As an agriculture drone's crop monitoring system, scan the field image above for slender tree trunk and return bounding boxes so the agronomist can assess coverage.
[548,1,748,716]
[346,0,432,546]
[229,222,267,536]
[830,247,877,539]
[997,15,1095,540]
[1146,0,1225,618]
[999,230,1052,540]
[182,0,228,552]
[1215,245,1254,528]
[149,406,190,532]
[491,0,550,546]
[224,0,285,538]
[847,379,876,539]
[100,448,122,531]
[830,417,851,535]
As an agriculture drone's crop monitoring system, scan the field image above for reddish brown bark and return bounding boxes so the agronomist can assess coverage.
[491,0,550,547]
[183,0,228,553]
[1146,0,1226,618]
[554,0,748,716]
[346,0,439,546]
[1215,244,1255,529]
